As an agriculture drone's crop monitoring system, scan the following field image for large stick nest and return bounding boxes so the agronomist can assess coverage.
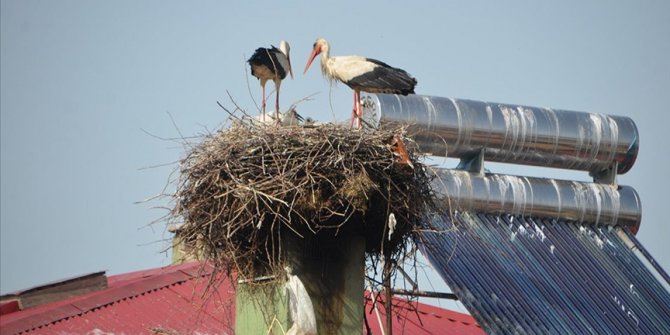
[171,121,435,281]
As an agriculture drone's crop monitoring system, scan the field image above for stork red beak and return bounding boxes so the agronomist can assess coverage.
[303,46,321,74]
[287,55,294,79]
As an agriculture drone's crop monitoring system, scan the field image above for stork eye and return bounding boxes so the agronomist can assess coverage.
[313,42,317,49]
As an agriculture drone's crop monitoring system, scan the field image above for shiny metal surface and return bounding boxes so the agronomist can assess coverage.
[418,213,670,334]
[431,169,642,230]
[361,93,639,174]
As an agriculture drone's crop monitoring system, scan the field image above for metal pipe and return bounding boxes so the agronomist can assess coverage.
[430,169,642,232]
[390,288,458,300]
[361,93,639,174]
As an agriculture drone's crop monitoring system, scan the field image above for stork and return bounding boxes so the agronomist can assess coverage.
[303,38,417,128]
[248,40,293,122]
[281,106,304,126]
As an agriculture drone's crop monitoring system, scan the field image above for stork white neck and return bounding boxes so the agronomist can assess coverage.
[316,39,331,77]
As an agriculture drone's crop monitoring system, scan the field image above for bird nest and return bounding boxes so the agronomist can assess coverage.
[170,121,435,282]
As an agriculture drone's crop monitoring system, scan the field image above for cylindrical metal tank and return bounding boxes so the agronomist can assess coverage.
[431,169,642,231]
[361,93,639,174]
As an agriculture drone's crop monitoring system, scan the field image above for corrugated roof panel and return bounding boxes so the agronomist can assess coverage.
[0,263,235,335]
[363,292,485,335]
[2,261,484,334]
[16,280,235,334]
[417,212,670,334]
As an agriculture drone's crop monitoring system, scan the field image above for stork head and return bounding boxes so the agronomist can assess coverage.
[303,38,329,75]
[279,40,293,79]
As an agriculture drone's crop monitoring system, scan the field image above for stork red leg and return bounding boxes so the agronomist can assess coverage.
[355,90,362,129]
[349,91,358,128]
[261,83,267,119]
[350,90,363,128]
[275,83,281,122]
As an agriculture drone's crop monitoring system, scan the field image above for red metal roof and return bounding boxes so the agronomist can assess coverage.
[363,292,483,335]
[1,262,482,335]
[1,262,234,335]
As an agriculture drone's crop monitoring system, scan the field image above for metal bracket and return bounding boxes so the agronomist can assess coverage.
[457,149,485,175]
[590,162,618,185]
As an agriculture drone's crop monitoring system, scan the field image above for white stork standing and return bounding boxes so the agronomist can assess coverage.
[248,40,293,122]
[303,38,417,128]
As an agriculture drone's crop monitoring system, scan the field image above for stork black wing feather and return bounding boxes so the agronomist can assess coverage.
[349,58,417,95]
[247,47,287,79]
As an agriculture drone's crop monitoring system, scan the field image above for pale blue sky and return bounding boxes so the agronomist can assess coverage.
[2,0,669,302]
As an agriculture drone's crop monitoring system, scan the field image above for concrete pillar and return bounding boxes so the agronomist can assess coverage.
[235,233,365,334]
